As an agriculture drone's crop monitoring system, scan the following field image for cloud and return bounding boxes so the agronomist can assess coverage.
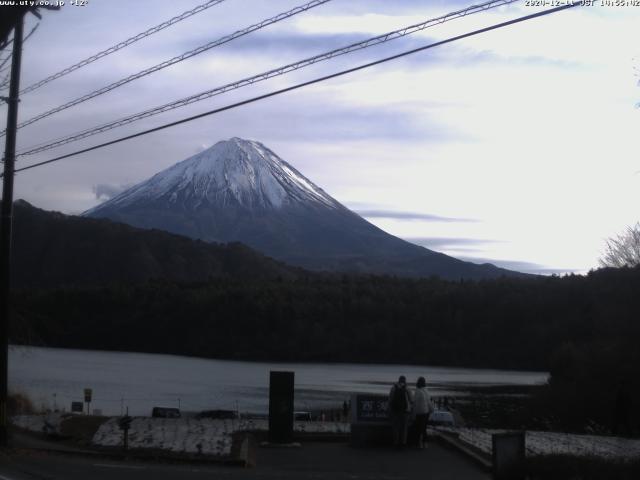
[406,237,497,248]
[358,211,477,222]
[214,31,581,68]
[184,31,368,55]
[199,95,464,144]
[457,256,580,276]
[404,239,582,274]
[191,29,579,71]
[301,0,477,16]
[92,183,131,200]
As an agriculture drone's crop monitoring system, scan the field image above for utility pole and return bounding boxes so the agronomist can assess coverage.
[0,11,25,448]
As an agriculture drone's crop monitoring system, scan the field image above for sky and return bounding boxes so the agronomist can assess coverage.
[1,0,639,275]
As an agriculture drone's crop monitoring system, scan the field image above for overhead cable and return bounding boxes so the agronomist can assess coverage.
[17,0,517,156]
[5,0,333,136]
[20,0,231,95]
[10,3,581,176]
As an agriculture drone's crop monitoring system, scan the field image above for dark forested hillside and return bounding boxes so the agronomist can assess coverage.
[10,200,298,288]
[9,200,640,432]
[12,244,640,431]
[12,266,640,372]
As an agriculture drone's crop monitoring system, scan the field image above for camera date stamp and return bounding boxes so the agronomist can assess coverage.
[8,0,90,7]
[524,0,640,6]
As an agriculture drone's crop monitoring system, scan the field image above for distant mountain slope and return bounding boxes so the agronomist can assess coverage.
[11,200,297,288]
[85,137,522,280]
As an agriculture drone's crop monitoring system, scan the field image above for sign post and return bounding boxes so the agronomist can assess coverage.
[84,388,92,415]
[118,412,132,451]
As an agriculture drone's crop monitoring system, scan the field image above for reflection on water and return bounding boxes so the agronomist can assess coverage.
[9,346,547,416]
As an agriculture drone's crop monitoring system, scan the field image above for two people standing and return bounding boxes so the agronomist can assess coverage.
[388,375,433,448]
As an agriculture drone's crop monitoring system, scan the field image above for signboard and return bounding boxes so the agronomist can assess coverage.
[71,401,84,413]
[268,371,294,444]
[84,388,92,403]
[119,415,132,431]
[352,394,389,423]
[350,394,392,447]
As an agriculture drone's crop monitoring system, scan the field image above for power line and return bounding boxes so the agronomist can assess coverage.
[0,23,38,93]
[10,3,581,176]
[0,38,13,52]
[22,21,39,44]
[20,0,231,95]
[17,0,518,157]
[5,0,333,136]
[0,48,15,72]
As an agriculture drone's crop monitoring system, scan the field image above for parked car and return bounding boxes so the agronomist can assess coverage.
[428,410,456,427]
[151,407,181,418]
[294,411,312,421]
[195,409,237,419]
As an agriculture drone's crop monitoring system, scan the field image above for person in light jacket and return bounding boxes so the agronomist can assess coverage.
[413,376,434,448]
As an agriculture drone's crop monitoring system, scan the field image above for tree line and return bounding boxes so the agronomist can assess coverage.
[11,265,640,432]
[10,266,639,370]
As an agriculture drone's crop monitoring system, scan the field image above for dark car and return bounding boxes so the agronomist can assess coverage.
[195,409,238,420]
[151,407,181,418]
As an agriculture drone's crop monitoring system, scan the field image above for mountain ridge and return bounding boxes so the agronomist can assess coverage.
[85,137,523,280]
[10,200,299,288]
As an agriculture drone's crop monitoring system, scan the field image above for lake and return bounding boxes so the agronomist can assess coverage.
[9,346,547,416]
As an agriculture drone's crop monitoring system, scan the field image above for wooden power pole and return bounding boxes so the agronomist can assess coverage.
[0,10,25,448]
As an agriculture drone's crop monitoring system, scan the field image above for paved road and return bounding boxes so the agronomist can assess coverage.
[0,442,490,480]
[9,431,95,453]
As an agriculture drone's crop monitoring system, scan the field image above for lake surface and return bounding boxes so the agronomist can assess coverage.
[9,346,547,416]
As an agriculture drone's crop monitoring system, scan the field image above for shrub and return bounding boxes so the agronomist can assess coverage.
[8,391,36,415]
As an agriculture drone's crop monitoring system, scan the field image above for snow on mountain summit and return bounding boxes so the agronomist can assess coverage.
[87,137,338,213]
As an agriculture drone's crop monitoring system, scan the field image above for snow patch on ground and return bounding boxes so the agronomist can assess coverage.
[92,417,349,457]
[92,417,234,456]
[439,427,640,460]
[15,414,640,461]
[12,413,67,435]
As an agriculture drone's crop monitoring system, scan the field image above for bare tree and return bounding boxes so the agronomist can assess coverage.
[600,222,640,268]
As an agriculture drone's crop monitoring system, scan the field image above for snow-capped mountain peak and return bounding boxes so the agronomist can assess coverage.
[84,137,520,280]
[86,137,338,214]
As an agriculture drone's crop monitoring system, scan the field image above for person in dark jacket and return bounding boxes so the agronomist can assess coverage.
[389,375,413,447]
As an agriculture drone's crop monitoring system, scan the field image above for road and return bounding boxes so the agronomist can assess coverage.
[0,441,490,480]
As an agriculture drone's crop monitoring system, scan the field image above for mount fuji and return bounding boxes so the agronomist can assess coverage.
[84,137,518,279]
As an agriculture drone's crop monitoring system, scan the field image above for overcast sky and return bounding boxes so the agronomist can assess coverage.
[2,0,639,274]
